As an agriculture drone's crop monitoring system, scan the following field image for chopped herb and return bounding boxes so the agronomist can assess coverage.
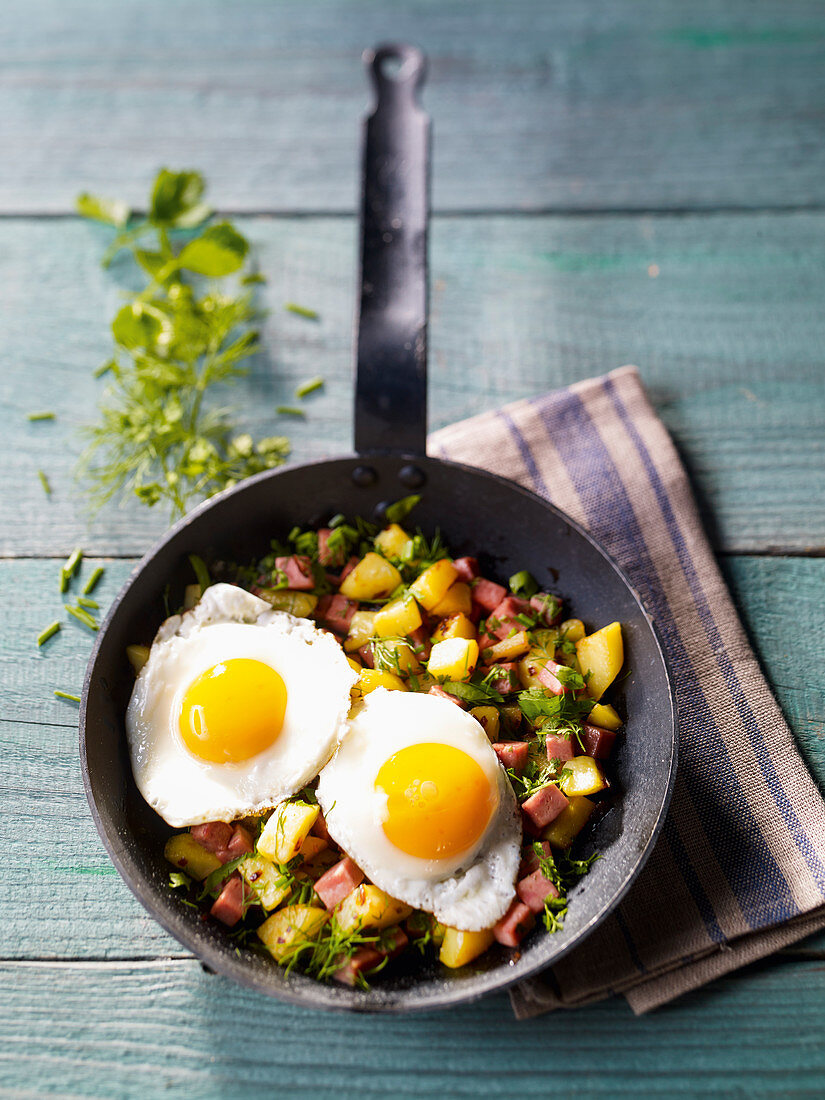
[38,470,52,496]
[553,665,587,692]
[63,547,84,579]
[509,570,538,598]
[27,411,55,422]
[77,596,99,610]
[54,690,81,703]
[188,553,211,596]
[65,604,99,632]
[94,359,116,379]
[328,513,346,529]
[518,687,593,725]
[82,566,105,595]
[277,406,306,418]
[284,302,319,320]
[169,871,192,890]
[441,676,504,705]
[384,495,421,525]
[295,376,324,399]
[36,620,61,647]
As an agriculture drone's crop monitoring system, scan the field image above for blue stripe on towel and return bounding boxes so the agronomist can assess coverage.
[522,390,799,930]
[603,377,825,893]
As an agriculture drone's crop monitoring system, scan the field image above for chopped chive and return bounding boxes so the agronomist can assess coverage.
[54,690,81,703]
[37,620,61,646]
[328,513,346,529]
[276,406,306,418]
[38,470,52,496]
[82,565,105,595]
[284,302,319,320]
[63,546,83,579]
[27,411,55,421]
[77,596,99,610]
[295,376,324,399]
[59,570,70,594]
[241,272,266,286]
[188,554,211,596]
[65,604,99,632]
[94,359,115,378]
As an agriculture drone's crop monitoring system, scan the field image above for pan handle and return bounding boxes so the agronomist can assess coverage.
[354,44,430,458]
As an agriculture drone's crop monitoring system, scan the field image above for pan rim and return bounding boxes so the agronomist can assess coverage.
[79,449,678,1013]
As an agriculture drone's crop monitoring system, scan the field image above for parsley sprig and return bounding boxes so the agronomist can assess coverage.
[77,169,291,517]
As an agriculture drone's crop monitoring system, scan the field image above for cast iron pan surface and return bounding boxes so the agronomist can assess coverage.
[80,46,677,1013]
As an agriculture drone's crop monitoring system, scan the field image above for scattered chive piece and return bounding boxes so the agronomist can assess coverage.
[63,546,84,578]
[82,566,105,595]
[328,513,346,529]
[54,690,81,703]
[276,406,306,418]
[94,359,115,379]
[59,570,70,594]
[27,411,55,421]
[77,596,99,610]
[188,554,211,596]
[284,302,319,320]
[37,621,61,646]
[38,470,52,496]
[65,604,99,632]
[295,376,324,399]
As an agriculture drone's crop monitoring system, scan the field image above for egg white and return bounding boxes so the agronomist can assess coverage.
[126,583,357,827]
[317,689,521,931]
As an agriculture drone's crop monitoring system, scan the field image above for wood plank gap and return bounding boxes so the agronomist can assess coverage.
[0,958,195,968]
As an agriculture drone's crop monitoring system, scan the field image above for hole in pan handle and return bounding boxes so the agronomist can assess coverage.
[354,44,430,458]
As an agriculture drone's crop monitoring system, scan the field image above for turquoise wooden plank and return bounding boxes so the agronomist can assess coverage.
[2,0,825,213]
[2,556,823,959]
[2,958,825,1097]
[2,214,824,557]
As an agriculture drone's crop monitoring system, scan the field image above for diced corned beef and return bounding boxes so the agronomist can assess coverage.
[408,625,432,660]
[226,825,254,859]
[332,927,409,986]
[275,555,315,590]
[315,593,357,635]
[521,810,541,838]
[530,592,562,626]
[537,659,569,695]
[453,557,480,582]
[517,868,560,914]
[338,556,359,583]
[519,840,551,877]
[580,723,617,760]
[468,600,484,625]
[311,811,334,844]
[314,856,365,910]
[357,644,375,669]
[493,899,535,947]
[487,663,519,694]
[210,874,247,927]
[492,741,530,774]
[317,528,346,569]
[191,822,233,857]
[522,783,569,829]
[545,733,575,763]
[429,684,465,708]
[488,596,533,640]
[472,578,507,612]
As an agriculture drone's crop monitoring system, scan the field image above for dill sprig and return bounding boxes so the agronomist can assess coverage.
[76,169,291,518]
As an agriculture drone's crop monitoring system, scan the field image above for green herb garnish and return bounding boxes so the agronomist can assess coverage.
[65,604,99,632]
[77,597,99,610]
[295,376,324,399]
[82,566,105,595]
[36,621,61,647]
[54,690,81,703]
[38,470,52,496]
[384,495,421,525]
[509,569,538,598]
[27,411,55,422]
[284,302,319,320]
[188,553,211,596]
[276,406,306,418]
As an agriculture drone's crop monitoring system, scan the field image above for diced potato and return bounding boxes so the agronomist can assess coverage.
[517,651,550,690]
[359,668,408,694]
[430,582,472,618]
[258,905,328,962]
[409,559,459,612]
[374,523,413,559]
[588,702,623,730]
[164,833,221,881]
[373,637,421,675]
[432,612,477,643]
[339,553,402,601]
[258,802,320,864]
[469,705,500,740]
[439,927,496,969]
[239,854,291,911]
[542,796,595,848]
[576,621,624,700]
[427,637,479,681]
[336,884,413,934]
[346,655,363,674]
[373,594,422,638]
[559,756,607,797]
[486,630,531,662]
[344,610,377,652]
[257,590,319,617]
[183,583,200,611]
[298,835,327,862]
[499,703,523,735]
[559,618,586,643]
[127,644,151,674]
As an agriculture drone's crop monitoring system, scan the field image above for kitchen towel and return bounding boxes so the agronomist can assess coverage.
[430,365,825,1016]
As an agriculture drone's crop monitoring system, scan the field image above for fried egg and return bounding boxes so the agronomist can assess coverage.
[126,583,357,827]
[317,689,521,930]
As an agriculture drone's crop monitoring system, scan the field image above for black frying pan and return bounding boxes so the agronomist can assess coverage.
[80,44,677,1013]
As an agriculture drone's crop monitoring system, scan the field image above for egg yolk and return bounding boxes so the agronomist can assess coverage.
[375,742,497,860]
[179,659,287,763]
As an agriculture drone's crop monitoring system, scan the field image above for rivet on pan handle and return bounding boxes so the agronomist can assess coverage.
[354,44,430,458]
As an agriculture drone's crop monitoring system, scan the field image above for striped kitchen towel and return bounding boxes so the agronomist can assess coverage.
[430,365,825,1017]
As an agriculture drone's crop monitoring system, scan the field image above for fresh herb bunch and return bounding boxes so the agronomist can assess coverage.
[77,169,290,517]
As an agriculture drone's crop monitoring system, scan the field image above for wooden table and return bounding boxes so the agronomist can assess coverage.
[2,2,824,1094]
